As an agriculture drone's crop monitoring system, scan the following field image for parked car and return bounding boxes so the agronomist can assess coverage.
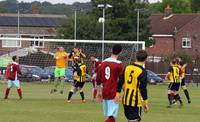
[44,66,55,80]
[44,66,91,82]
[20,65,50,82]
[147,70,163,84]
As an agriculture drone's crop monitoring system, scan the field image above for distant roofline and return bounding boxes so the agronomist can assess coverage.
[0,13,67,18]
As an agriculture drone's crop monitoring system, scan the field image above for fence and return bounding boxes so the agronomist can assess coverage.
[146,58,200,86]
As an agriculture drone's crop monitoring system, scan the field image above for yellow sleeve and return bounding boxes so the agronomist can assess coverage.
[54,52,58,59]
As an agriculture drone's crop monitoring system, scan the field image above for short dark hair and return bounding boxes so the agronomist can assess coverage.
[112,44,122,55]
[12,55,17,61]
[136,50,148,62]
[172,58,178,65]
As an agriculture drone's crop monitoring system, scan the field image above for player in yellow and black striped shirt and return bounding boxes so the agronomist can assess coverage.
[66,57,87,103]
[115,50,149,122]
[165,58,183,107]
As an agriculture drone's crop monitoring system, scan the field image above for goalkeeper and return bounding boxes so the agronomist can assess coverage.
[50,47,68,94]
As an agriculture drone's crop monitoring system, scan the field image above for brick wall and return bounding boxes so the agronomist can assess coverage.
[174,17,200,56]
[146,37,174,57]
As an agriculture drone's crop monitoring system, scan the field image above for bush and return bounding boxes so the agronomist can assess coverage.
[164,51,192,63]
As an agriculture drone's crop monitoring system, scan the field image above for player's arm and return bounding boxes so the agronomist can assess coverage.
[182,63,187,69]
[139,70,149,113]
[79,49,86,58]
[73,66,79,78]
[114,71,125,103]
[54,52,59,59]
[16,65,22,75]
[76,67,82,76]
[181,60,187,69]
[165,66,172,81]
[68,49,74,59]
[96,66,103,101]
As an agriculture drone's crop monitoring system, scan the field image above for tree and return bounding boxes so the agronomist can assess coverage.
[191,0,200,13]
[0,0,92,16]
[58,0,152,47]
[57,12,101,40]
[151,0,192,13]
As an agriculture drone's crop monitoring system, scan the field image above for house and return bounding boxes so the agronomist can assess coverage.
[147,5,200,57]
[0,13,67,55]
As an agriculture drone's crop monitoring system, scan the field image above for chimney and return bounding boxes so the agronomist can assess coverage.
[32,4,39,14]
[164,4,172,17]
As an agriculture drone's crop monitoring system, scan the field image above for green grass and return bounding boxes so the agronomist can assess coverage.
[0,82,200,122]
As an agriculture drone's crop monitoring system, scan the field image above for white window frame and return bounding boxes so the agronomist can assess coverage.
[182,37,191,48]
[31,36,45,48]
[2,35,21,48]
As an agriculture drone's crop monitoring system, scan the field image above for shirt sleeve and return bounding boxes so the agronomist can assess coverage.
[76,67,81,76]
[54,52,58,59]
[139,70,148,101]
[116,69,125,93]
[96,65,102,85]
[168,66,173,73]
[16,65,22,75]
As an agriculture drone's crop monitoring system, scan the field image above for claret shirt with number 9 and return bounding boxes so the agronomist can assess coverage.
[96,57,124,100]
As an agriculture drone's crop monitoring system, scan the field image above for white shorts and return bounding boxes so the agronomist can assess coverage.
[8,80,20,88]
[103,99,119,118]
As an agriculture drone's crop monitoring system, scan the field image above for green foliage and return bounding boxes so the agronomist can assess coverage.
[0,0,92,16]
[58,12,101,40]
[191,0,200,13]
[164,50,192,63]
[151,0,192,13]
[59,0,152,46]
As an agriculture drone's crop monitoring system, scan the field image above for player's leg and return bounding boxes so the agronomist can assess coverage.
[174,92,183,107]
[103,100,119,122]
[4,80,13,99]
[91,74,97,101]
[167,83,173,105]
[50,67,60,93]
[50,77,59,93]
[174,83,183,107]
[13,80,22,99]
[92,81,97,101]
[181,78,191,103]
[78,82,85,102]
[59,68,66,94]
[123,105,141,122]
[66,81,78,102]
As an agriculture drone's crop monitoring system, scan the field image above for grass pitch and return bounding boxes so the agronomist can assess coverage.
[0,82,200,122]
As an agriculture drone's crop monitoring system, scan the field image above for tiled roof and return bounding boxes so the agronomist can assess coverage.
[0,13,67,27]
[150,14,199,35]
[0,27,57,36]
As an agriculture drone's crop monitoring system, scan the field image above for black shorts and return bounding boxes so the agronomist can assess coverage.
[168,82,180,91]
[123,105,142,121]
[181,78,186,86]
[74,81,85,88]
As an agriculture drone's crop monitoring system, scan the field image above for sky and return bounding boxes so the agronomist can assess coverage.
[0,0,161,4]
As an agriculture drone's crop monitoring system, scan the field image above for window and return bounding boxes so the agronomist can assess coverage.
[182,37,191,48]
[31,36,44,48]
[2,35,21,48]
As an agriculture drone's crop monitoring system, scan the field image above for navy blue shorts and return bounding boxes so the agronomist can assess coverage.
[181,78,186,86]
[123,105,142,121]
[74,81,85,88]
[168,83,180,91]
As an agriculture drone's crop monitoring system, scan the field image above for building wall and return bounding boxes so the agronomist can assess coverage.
[174,17,200,56]
[0,38,52,56]
[146,37,174,57]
